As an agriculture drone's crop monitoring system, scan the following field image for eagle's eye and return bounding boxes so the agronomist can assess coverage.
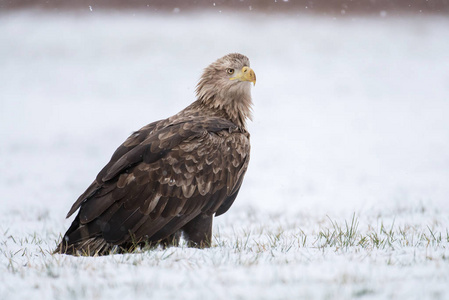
[226,68,235,75]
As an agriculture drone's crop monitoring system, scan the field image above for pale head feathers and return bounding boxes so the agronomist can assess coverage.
[195,53,254,128]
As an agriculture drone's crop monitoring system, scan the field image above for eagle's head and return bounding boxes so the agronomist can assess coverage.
[196,53,256,127]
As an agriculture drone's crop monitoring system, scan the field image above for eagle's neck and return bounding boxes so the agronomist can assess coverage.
[194,84,253,129]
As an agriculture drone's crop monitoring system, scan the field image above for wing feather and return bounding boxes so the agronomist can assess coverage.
[62,116,250,250]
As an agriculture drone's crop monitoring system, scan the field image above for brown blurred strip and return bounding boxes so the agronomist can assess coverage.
[1,0,449,14]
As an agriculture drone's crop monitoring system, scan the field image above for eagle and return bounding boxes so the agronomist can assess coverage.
[54,53,256,255]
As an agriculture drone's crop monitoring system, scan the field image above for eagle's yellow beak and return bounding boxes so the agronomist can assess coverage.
[230,66,256,86]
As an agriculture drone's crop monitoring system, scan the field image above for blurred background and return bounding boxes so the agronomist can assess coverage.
[1,1,449,223]
[2,3,449,299]
[2,0,449,14]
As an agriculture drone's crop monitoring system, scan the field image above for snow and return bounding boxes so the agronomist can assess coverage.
[1,10,449,300]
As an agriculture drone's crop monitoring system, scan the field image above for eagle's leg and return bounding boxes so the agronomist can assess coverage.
[181,213,213,248]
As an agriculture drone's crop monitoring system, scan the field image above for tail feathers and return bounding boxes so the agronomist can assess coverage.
[54,237,112,256]
[53,212,112,256]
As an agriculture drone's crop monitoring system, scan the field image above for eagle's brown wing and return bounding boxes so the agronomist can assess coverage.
[58,117,250,254]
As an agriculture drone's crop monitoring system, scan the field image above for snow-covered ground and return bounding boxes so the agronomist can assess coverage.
[1,11,449,299]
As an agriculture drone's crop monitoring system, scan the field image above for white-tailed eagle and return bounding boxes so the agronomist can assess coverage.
[55,53,256,255]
